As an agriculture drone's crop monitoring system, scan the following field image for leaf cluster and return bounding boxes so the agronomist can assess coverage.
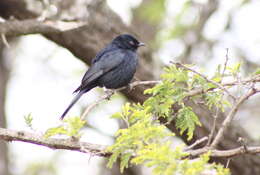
[107,64,230,174]
[44,117,85,138]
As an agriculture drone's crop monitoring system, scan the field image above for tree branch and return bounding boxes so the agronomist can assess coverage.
[0,127,110,157]
[188,145,260,158]
[0,19,86,36]
[79,75,260,120]
[80,80,160,120]
[1,127,260,159]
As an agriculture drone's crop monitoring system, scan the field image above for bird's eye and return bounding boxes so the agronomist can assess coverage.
[129,40,135,45]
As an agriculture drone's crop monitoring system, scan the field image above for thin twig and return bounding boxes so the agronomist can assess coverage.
[237,137,248,153]
[116,80,161,91]
[187,145,260,158]
[207,108,219,146]
[185,74,260,97]
[207,50,230,146]
[173,62,237,100]
[80,80,160,120]
[81,90,114,120]
[222,48,229,78]
[211,88,260,148]
[184,136,208,151]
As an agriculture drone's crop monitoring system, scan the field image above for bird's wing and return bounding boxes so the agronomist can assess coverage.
[91,45,117,64]
[80,49,125,88]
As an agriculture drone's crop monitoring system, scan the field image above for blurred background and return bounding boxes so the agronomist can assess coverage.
[0,0,260,175]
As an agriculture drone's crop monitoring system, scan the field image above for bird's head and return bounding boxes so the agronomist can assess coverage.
[112,34,145,51]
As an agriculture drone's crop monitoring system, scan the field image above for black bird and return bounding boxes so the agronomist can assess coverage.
[60,34,145,119]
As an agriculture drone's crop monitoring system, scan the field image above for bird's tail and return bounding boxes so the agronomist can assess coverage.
[60,90,85,120]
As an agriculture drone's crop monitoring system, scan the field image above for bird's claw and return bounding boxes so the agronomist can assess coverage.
[103,87,114,100]
[127,84,134,92]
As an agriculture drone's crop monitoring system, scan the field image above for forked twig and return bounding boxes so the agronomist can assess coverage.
[172,62,236,100]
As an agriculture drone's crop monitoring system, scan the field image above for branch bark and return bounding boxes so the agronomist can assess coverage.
[188,146,260,158]
[0,19,86,36]
[0,127,109,157]
[1,127,260,159]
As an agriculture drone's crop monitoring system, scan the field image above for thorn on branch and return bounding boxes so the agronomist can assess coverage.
[1,33,10,48]
[237,137,248,153]
[226,158,231,168]
[222,48,229,78]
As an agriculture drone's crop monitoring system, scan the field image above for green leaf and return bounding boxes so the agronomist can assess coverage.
[107,151,120,169]
[204,91,229,112]
[227,62,241,75]
[212,76,222,83]
[64,116,86,137]
[176,106,201,140]
[253,68,260,75]
[44,127,67,138]
[44,116,86,138]
[24,113,33,128]
[111,112,122,119]
[120,153,132,173]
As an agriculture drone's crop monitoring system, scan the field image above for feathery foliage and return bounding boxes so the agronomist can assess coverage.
[107,64,231,175]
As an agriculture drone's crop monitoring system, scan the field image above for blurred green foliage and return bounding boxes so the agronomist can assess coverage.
[139,0,166,24]
[23,159,58,175]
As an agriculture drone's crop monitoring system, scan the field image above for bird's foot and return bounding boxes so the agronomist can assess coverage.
[103,87,114,100]
[126,84,134,92]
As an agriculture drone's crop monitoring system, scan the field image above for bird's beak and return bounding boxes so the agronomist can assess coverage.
[138,42,145,47]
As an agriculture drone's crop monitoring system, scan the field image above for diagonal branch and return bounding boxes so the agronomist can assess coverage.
[211,87,260,148]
